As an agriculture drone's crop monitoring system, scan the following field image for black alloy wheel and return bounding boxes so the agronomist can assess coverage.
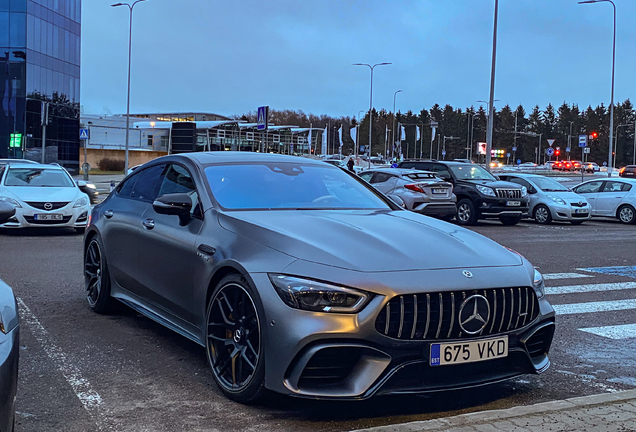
[84,237,114,313]
[456,199,477,225]
[617,205,636,224]
[206,274,265,403]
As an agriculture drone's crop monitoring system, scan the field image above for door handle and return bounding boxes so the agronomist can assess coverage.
[197,244,216,255]
[142,218,155,229]
[104,210,114,218]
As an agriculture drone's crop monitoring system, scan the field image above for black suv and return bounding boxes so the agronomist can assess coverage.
[398,160,529,225]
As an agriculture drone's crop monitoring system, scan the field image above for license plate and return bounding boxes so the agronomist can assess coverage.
[430,336,508,366]
[574,208,588,214]
[34,214,63,221]
[506,201,521,206]
[432,188,447,194]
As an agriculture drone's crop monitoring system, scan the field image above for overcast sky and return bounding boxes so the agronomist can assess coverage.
[80,0,636,119]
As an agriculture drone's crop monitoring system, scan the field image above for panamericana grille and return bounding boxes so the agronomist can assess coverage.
[375,287,539,340]
[25,201,70,210]
[495,189,522,199]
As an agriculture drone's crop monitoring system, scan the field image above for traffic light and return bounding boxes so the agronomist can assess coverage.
[591,131,598,140]
[555,149,561,156]
[9,133,22,148]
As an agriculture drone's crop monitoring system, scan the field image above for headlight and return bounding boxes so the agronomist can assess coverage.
[533,269,545,299]
[269,274,373,313]
[521,186,528,197]
[476,185,496,197]
[0,196,21,208]
[73,196,88,208]
[547,194,566,205]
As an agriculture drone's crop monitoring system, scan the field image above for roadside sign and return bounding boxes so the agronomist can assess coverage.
[512,146,517,152]
[517,159,521,165]
[584,147,591,154]
[578,135,587,148]
[566,147,571,152]
[79,128,90,140]
[507,153,510,157]
[257,106,269,131]
[442,150,446,157]
[547,139,555,147]
[603,161,607,166]
[546,148,554,156]
[360,145,365,152]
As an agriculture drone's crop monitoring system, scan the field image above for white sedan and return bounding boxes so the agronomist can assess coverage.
[0,163,91,232]
[572,178,636,224]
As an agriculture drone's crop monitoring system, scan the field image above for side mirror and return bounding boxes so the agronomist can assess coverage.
[529,188,538,194]
[76,180,87,187]
[387,194,405,208]
[153,193,192,225]
[0,201,16,225]
[493,175,501,181]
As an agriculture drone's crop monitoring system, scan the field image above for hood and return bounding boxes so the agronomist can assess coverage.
[458,179,523,189]
[2,186,80,203]
[545,191,587,203]
[218,210,522,272]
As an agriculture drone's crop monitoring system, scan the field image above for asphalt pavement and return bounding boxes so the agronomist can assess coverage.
[1,218,636,431]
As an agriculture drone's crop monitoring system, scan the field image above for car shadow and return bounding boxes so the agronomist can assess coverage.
[0,227,82,236]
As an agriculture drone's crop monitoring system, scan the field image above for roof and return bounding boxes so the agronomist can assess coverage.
[132,120,244,129]
[179,151,327,166]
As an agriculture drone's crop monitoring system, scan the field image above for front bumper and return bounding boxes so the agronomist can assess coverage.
[548,203,592,221]
[0,204,90,229]
[0,325,19,431]
[255,270,555,400]
[477,198,529,218]
[414,203,457,217]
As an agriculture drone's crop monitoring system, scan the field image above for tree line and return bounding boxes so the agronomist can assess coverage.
[238,100,636,166]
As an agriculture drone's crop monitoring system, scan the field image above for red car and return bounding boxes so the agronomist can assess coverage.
[561,160,573,171]
[553,160,563,170]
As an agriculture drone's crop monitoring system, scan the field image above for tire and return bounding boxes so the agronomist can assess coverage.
[570,220,584,225]
[456,199,477,225]
[441,214,455,222]
[533,205,552,224]
[500,215,522,226]
[84,235,116,313]
[206,273,266,404]
[617,205,636,224]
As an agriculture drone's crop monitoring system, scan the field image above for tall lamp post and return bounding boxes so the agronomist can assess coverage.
[392,90,402,161]
[485,0,500,172]
[112,0,148,174]
[353,62,391,168]
[579,0,616,177]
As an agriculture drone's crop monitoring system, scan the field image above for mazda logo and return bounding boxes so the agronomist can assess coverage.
[462,270,473,278]
[44,203,53,210]
[458,295,491,335]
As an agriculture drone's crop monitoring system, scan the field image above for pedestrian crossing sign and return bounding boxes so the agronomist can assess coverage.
[79,128,90,140]
[257,106,269,131]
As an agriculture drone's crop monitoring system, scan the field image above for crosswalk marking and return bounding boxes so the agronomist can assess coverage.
[553,299,636,315]
[579,323,636,340]
[577,266,636,279]
[543,273,594,280]
[546,282,636,295]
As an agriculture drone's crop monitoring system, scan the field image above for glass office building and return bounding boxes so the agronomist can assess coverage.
[0,0,81,170]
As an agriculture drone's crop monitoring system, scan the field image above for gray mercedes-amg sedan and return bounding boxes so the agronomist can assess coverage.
[84,152,555,403]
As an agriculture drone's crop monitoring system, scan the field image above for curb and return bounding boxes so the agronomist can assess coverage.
[349,389,636,432]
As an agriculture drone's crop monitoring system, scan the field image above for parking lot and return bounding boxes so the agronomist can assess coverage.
[2,216,636,432]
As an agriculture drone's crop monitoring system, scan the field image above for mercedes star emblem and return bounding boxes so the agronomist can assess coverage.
[458,295,491,334]
[44,203,53,210]
[462,270,473,278]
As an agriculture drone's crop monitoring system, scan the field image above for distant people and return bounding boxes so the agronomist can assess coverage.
[347,157,355,172]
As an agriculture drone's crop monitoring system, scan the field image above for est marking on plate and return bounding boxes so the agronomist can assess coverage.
[430,336,508,366]
[34,214,63,221]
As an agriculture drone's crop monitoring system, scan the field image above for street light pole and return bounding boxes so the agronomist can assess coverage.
[392,90,402,162]
[354,62,391,169]
[486,0,499,172]
[579,0,616,177]
[112,0,148,174]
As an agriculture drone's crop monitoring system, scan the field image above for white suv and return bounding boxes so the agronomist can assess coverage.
[0,163,91,232]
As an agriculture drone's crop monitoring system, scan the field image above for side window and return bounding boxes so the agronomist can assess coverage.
[358,172,374,182]
[507,178,532,189]
[130,164,165,202]
[603,181,631,192]
[157,164,202,217]
[574,181,603,194]
[371,172,392,184]
[117,173,139,198]
[430,164,451,179]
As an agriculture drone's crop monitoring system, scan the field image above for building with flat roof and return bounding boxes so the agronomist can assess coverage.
[1,0,81,170]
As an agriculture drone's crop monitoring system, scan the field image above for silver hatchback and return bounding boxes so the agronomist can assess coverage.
[499,173,591,224]
[359,168,456,218]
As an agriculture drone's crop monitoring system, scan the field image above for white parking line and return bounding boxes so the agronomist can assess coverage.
[546,282,636,295]
[553,299,636,315]
[543,273,594,280]
[579,323,636,340]
[17,298,115,431]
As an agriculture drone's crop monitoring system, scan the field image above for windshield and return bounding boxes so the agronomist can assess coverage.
[4,168,74,187]
[531,176,569,192]
[204,162,391,210]
[449,165,496,181]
